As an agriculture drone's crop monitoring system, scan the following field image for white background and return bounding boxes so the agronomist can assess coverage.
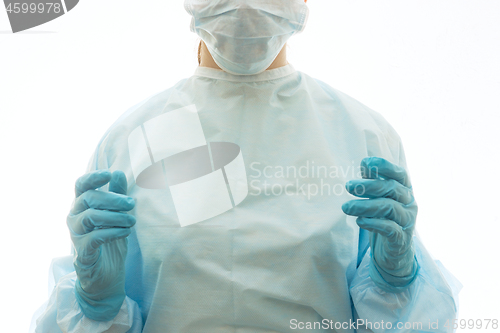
[1,0,499,332]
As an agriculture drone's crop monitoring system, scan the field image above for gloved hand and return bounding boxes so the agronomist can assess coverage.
[67,169,136,321]
[342,157,419,293]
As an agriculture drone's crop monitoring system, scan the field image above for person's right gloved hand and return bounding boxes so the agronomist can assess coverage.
[66,169,136,321]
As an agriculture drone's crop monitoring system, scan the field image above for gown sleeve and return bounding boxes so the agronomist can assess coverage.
[350,138,463,333]
[29,138,144,333]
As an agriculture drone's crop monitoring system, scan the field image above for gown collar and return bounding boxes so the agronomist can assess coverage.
[193,64,297,83]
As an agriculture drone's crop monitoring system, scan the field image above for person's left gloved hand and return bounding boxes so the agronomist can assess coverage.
[342,157,419,292]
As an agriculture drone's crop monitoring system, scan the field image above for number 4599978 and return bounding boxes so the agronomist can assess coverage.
[445,319,498,330]
[6,2,62,14]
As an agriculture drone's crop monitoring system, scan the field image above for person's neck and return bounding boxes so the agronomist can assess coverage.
[199,41,288,71]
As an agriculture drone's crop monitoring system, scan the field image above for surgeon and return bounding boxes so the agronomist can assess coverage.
[31,1,461,332]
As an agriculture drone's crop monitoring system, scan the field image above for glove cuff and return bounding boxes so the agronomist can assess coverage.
[369,254,420,293]
[74,278,126,321]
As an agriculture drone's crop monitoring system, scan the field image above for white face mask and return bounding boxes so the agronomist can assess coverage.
[185,0,309,76]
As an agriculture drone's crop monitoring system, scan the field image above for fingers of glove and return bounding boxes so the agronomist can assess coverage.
[86,227,132,252]
[109,170,128,195]
[356,217,403,241]
[75,170,112,197]
[71,190,135,215]
[360,157,412,188]
[68,209,136,235]
[346,179,413,205]
[342,198,412,227]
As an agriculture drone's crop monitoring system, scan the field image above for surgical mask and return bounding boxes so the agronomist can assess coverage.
[185,0,309,75]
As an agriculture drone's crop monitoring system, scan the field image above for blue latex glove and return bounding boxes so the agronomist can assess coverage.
[342,157,419,293]
[67,170,136,321]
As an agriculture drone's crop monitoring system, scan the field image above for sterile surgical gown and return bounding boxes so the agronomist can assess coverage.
[30,64,462,333]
